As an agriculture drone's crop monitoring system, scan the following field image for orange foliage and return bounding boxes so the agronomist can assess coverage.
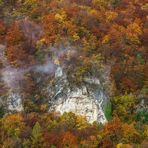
[62,131,78,147]
[6,46,27,66]
[0,22,6,42]
[0,0,147,147]
[6,23,24,46]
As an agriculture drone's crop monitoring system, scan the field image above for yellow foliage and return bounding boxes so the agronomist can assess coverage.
[3,114,25,137]
[105,11,118,22]
[34,95,40,100]
[143,125,148,138]
[23,0,38,10]
[40,104,47,111]
[55,11,67,23]
[89,9,102,21]
[102,35,110,44]
[54,58,60,65]
[126,20,142,44]
[89,9,98,15]
[116,143,123,148]
[92,0,109,7]
[82,38,90,50]
[3,114,24,127]
[72,33,80,41]
[141,4,148,10]
[76,116,87,129]
[116,143,133,148]
[37,38,46,46]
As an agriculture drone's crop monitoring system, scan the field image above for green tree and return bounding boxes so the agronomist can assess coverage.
[31,122,44,148]
[111,95,136,122]
[0,106,5,118]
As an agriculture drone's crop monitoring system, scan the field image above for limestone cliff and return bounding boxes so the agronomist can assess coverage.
[0,44,110,124]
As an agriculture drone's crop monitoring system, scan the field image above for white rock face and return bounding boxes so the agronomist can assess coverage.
[55,89,106,124]
[49,67,108,124]
[7,91,23,111]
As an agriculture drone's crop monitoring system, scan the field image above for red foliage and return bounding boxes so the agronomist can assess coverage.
[6,23,24,46]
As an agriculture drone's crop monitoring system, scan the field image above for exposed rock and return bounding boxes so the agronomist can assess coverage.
[0,44,109,124]
[7,91,23,111]
[49,66,108,124]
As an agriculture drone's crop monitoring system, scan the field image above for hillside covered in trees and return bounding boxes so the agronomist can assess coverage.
[0,0,148,147]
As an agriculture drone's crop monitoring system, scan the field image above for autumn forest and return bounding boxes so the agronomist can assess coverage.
[0,0,148,147]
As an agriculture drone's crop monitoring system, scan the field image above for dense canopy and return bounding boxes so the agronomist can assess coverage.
[0,0,148,147]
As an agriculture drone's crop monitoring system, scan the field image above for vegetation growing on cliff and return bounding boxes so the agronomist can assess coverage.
[0,0,148,147]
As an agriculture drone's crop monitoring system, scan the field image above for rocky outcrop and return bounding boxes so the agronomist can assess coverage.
[48,67,108,124]
[7,91,23,111]
[0,44,109,124]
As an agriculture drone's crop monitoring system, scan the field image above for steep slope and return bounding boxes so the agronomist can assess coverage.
[0,44,110,124]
